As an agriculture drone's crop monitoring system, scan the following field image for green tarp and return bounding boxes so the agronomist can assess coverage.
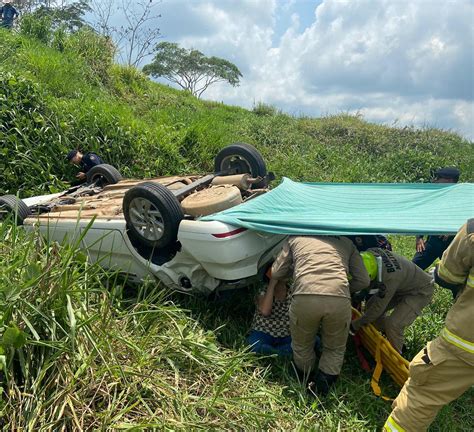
[203,178,474,235]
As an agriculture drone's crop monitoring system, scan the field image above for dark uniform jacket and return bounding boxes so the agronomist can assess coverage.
[0,4,18,26]
[80,152,104,172]
[413,235,454,271]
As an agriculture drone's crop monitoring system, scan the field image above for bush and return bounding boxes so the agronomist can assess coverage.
[51,24,68,52]
[252,102,278,116]
[18,14,52,44]
[0,28,21,62]
[64,28,115,84]
[109,64,149,97]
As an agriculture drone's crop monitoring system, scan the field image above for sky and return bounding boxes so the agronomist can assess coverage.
[118,0,474,140]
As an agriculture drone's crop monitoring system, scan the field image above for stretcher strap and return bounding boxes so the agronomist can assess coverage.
[371,339,393,401]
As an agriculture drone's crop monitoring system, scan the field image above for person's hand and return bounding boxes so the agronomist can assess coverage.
[257,277,278,316]
[416,237,426,253]
[349,322,357,336]
[76,172,86,180]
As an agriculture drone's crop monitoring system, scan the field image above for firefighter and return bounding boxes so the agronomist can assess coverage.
[271,235,370,396]
[384,219,474,431]
[66,149,104,181]
[351,248,434,353]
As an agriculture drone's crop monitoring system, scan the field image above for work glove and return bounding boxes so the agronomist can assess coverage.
[352,289,370,304]
[369,281,386,298]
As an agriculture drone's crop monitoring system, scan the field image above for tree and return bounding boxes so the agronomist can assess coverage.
[143,42,242,98]
[16,0,90,32]
[89,0,161,66]
[34,0,90,32]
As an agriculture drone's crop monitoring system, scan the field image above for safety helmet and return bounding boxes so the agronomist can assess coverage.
[361,251,377,281]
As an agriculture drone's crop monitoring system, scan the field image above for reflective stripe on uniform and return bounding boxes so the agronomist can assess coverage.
[437,262,466,285]
[467,274,474,288]
[441,327,474,354]
[383,416,406,432]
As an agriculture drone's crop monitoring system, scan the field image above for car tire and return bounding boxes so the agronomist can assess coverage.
[0,195,31,225]
[123,182,184,249]
[214,142,267,188]
[181,185,242,217]
[87,164,123,186]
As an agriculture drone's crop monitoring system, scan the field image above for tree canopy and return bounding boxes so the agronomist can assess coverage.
[143,42,242,98]
[18,0,91,32]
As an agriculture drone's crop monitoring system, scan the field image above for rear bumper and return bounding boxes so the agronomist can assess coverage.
[178,220,285,280]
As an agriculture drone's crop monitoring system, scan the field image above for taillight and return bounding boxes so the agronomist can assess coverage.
[212,227,247,238]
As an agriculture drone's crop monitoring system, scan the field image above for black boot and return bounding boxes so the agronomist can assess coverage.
[308,370,338,397]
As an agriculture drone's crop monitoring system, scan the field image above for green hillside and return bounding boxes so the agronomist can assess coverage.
[1,29,472,197]
[0,28,472,430]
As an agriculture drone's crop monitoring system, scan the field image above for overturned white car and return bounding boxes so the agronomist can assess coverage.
[0,144,285,294]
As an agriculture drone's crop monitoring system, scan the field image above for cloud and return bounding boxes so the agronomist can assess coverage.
[159,0,276,76]
[295,0,473,100]
[156,0,473,139]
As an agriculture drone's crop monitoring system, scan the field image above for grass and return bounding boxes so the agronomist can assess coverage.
[0,28,472,430]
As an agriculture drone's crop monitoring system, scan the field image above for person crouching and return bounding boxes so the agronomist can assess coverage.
[270,236,370,396]
[247,279,294,356]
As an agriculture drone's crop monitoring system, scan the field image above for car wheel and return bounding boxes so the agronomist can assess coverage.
[123,182,184,249]
[87,164,123,186]
[0,195,31,225]
[181,185,242,217]
[214,142,267,188]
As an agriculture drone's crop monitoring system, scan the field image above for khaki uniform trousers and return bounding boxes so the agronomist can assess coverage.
[384,337,474,432]
[289,294,351,375]
[375,290,432,353]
